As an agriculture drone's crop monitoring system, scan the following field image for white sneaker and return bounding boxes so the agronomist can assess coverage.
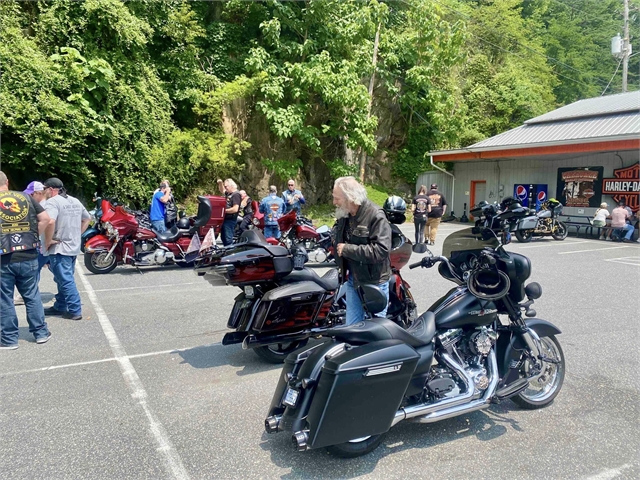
[599,236,605,240]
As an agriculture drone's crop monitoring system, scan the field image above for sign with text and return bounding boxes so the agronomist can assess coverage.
[602,163,639,213]
[556,167,603,208]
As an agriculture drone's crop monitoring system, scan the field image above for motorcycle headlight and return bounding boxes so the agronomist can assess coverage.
[104,221,118,239]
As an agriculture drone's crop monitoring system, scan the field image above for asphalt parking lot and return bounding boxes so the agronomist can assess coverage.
[2,223,639,480]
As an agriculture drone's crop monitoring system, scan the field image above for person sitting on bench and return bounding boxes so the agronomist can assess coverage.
[610,200,637,243]
[593,202,610,240]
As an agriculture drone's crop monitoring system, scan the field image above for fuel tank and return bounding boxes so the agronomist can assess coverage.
[429,287,498,329]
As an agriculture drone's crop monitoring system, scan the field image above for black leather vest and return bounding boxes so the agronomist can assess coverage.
[0,190,40,255]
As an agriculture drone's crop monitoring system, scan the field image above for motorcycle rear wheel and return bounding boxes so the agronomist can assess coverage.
[551,222,568,241]
[326,433,387,458]
[512,335,565,410]
[84,252,117,274]
[515,229,534,243]
[253,340,309,364]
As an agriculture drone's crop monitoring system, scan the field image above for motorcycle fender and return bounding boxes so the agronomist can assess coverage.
[518,216,538,230]
[498,318,562,377]
[307,340,420,449]
[84,234,112,253]
[278,342,348,434]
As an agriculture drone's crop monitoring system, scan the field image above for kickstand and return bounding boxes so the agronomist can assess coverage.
[134,265,144,275]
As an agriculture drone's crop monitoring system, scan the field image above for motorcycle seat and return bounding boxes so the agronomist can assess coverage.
[282,268,340,291]
[329,313,436,348]
[155,226,183,243]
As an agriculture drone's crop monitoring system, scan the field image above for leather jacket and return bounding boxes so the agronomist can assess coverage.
[334,200,391,285]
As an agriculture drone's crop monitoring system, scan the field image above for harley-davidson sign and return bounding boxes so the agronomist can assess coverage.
[602,163,639,213]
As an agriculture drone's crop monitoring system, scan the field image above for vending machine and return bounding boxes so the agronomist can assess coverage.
[514,184,548,211]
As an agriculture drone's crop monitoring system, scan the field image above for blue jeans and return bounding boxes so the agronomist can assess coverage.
[152,219,166,233]
[1,258,49,345]
[344,276,389,325]
[222,218,236,246]
[612,224,634,240]
[49,254,82,316]
[37,252,49,283]
[264,225,281,239]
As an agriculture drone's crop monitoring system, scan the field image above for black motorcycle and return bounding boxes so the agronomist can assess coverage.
[264,224,565,457]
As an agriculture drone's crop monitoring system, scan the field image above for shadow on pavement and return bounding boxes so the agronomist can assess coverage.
[259,407,520,479]
[177,342,283,377]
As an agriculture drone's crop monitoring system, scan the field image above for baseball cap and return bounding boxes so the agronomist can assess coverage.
[24,181,45,195]
[44,177,64,189]
[430,183,438,189]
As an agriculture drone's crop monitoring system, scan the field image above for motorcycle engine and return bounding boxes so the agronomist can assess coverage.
[153,249,175,264]
[468,327,497,356]
[539,218,552,233]
[136,241,153,253]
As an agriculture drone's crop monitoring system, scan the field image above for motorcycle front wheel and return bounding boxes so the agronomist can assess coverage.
[511,335,565,409]
[551,221,568,241]
[253,340,309,364]
[84,252,117,274]
[515,229,534,243]
[326,433,387,458]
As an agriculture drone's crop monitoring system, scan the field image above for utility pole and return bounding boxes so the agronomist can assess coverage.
[622,0,630,92]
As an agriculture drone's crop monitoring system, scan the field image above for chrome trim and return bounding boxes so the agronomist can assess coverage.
[365,364,402,377]
[292,430,309,451]
[391,350,498,427]
[264,415,282,434]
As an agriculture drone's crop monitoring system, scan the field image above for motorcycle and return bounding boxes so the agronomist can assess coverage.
[81,193,103,252]
[263,222,565,458]
[277,211,334,263]
[83,195,226,273]
[194,219,416,363]
[513,199,568,243]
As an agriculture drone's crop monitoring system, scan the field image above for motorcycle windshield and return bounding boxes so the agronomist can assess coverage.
[442,227,499,259]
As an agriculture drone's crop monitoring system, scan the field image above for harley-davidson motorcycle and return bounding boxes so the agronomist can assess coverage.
[276,210,334,263]
[194,222,416,363]
[264,224,565,458]
[513,199,568,243]
[84,195,225,273]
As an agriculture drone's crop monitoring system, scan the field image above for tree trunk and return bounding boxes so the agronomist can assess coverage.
[358,22,381,183]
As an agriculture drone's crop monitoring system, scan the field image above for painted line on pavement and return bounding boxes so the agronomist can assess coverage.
[77,264,191,480]
[0,342,223,378]
[516,241,591,249]
[558,246,634,255]
[604,257,640,266]
[80,282,197,293]
[586,464,633,480]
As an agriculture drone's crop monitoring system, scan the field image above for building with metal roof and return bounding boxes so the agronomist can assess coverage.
[418,91,640,221]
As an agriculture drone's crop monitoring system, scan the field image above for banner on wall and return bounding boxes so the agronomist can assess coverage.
[556,167,603,208]
[601,163,639,213]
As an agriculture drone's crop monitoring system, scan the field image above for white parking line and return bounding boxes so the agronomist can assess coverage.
[604,257,640,266]
[80,282,197,293]
[558,246,634,255]
[517,241,591,249]
[77,265,191,480]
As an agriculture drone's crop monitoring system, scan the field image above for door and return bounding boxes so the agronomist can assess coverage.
[470,181,487,220]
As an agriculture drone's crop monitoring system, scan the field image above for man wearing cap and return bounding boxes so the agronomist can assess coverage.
[426,183,448,245]
[42,178,92,321]
[0,171,53,349]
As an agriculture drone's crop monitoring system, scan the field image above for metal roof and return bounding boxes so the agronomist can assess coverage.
[429,91,640,156]
[525,91,640,124]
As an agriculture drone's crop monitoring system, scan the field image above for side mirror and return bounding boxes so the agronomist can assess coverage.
[524,282,542,300]
[412,243,429,254]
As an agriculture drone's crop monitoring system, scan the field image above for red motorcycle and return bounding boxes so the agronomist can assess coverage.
[84,195,226,274]
[276,210,334,262]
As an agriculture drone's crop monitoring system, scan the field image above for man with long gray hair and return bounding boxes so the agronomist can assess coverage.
[332,176,392,325]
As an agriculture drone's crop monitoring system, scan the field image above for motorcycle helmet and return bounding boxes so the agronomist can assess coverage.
[383,195,407,224]
[467,269,511,300]
[177,217,191,229]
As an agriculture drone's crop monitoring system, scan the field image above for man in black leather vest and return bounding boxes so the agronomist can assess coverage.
[0,171,52,349]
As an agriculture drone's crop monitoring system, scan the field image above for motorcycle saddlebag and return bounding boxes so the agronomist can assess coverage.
[518,216,538,230]
[306,339,419,449]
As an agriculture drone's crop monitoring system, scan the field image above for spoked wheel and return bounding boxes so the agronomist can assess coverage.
[253,339,308,364]
[511,335,565,409]
[515,229,534,243]
[326,433,387,458]
[551,221,568,241]
[84,252,117,274]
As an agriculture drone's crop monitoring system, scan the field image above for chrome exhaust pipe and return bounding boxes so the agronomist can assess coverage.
[265,415,282,434]
[292,430,309,451]
[392,350,498,427]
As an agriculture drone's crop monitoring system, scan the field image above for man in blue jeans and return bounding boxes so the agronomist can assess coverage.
[260,186,285,239]
[150,181,172,233]
[0,171,52,349]
[42,178,91,321]
[217,178,241,246]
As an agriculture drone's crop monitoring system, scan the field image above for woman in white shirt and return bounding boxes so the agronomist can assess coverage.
[593,202,610,239]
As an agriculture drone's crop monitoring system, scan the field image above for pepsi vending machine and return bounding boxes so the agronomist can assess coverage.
[514,184,548,211]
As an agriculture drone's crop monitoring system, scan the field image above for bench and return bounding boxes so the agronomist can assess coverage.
[561,215,613,238]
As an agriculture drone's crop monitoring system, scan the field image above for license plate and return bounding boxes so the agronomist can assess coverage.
[283,388,299,407]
